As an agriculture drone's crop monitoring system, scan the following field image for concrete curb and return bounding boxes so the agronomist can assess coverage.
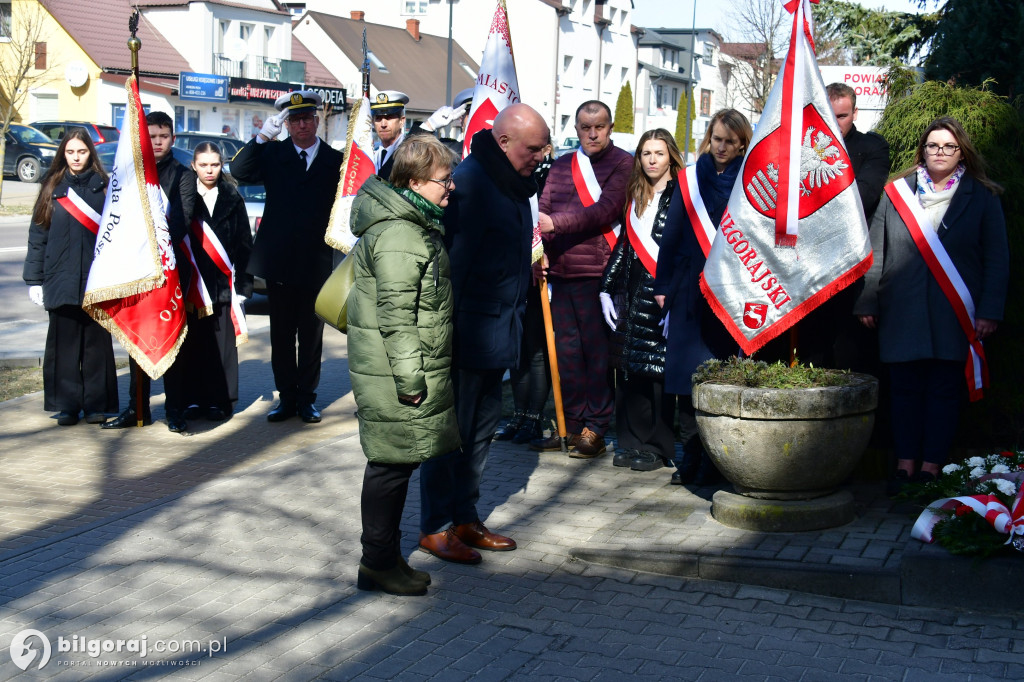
[571,544,1022,616]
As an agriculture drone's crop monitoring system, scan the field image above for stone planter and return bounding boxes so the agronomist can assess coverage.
[692,373,878,531]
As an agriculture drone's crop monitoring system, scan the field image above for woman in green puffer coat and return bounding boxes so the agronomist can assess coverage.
[347,134,461,596]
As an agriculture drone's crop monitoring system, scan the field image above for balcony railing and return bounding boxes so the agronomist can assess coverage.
[212,54,305,84]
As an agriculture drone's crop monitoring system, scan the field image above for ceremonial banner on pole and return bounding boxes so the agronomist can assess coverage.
[462,0,520,160]
[325,95,375,253]
[700,0,872,355]
[83,74,187,379]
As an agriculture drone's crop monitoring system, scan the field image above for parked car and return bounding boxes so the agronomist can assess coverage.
[236,181,266,293]
[29,121,120,145]
[95,143,192,173]
[173,132,244,159]
[3,124,58,182]
[555,136,580,158]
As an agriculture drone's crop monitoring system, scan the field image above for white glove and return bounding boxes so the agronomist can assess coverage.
[259,112,287,141]
[422,103,469,132]
[659,311,669,340]
[28,285,44,307]
[599,292,617,331]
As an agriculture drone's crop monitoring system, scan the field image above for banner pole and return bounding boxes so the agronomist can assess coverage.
[538,277,567,453]
[129,11,145,427]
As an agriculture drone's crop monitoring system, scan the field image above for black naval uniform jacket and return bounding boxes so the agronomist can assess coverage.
[231,136,343,291]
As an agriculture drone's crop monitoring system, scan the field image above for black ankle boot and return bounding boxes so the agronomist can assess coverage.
[357,563,428,596]
[494,412,525,441]
[512,413,543,444]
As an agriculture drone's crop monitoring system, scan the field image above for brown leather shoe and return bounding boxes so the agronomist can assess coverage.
[529,432,581,452]
[452,521,517,551]
[570,427,606,459]
[418,528,482,564]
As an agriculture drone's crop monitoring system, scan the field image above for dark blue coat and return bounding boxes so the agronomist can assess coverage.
[654,154,740,395]
[444,135,535,371]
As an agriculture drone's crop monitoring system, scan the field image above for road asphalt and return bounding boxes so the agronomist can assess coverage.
[0,324,1022,679]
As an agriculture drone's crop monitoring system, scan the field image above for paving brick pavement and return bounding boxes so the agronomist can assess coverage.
[2,329,1023,679]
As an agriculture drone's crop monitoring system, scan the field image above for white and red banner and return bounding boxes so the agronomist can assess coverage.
[700,0,872,354]
[57,189,101,235]
[887,178,988,400]
[326,96,375,253]
[677,165,717,258]
[83,74,187,379]
[462,0,520,160]
[571,150,621,252]
[189,219,249,346]
[625,200,659,278]
[912,487,1024,548]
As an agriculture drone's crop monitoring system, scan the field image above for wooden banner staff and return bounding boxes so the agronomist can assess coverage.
[537,276,567,453]
[128,11,146,427]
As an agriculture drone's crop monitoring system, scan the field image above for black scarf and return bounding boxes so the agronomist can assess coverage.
[469,129,538,200]
[696,152,742,217]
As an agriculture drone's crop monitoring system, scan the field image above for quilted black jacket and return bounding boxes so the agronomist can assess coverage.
[600,179,675,380]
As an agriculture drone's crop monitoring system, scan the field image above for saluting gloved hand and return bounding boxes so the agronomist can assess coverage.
[599,292,617,331]
[659,311,669,340]
[259,112,287,141]
[422,103,469,132]
[28,285,44,307]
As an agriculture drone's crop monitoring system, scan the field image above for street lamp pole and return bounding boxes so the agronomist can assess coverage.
[445,0,454,105]
[683,0,697,164]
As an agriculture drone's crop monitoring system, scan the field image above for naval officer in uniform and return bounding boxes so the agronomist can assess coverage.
[231,90,344,423]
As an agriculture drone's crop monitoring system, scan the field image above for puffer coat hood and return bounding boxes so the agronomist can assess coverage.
[601,180,675,380]
[346,176,461,463]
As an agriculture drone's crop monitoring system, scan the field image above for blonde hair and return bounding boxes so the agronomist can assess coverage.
[697,109,753,157]
[390,134,457,189]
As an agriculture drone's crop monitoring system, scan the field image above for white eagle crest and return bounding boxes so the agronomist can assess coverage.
[799,127,847,194]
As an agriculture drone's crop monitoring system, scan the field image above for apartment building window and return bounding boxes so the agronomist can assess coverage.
[704,42,714,64]
[700,88,711,116]
[563,55,572,73]
[263,27,275,55]
[656,85,663,109]
[671,87,678,109]
[583,59,592,77]
[217,20,229,53]
[34,42,46,70]
[621,66,627,84]
[240,23,254,44]
[402,1,428,14]
[0,0,11,40]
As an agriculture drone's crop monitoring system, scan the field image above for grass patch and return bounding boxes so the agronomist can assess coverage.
[0,366,43,402]
[693,356,851,389]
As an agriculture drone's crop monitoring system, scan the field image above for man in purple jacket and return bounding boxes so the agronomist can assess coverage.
[532,100,632,458]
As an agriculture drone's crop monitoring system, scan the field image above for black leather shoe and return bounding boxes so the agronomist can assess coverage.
[670,470,683,485]
[267,401,296,422]
[206,407,229,422]
[612,448,638,467]
[166,413,187,433]
[511,414,543,445]
[631,451,669,471]
[101,408,152,429]
[56,411,79,426]
[182,405,202,420]
[298,403,321,423]
[84,412,107,424]
[494,412,525,441]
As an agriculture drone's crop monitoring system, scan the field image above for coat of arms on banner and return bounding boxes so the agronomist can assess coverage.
[744,105,853,219]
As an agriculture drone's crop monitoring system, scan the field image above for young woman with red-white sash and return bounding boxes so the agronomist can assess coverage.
[854,117,1008,495]
[179,142,254,421]
[653,109,753,486]
[599,129,685,473]
[23,128,118,425]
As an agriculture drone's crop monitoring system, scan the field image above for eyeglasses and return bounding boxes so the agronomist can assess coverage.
[924,143,960,156]
[289,115,317,126]
[429,176,454,191]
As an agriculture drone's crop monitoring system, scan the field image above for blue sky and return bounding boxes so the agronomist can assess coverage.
[630,0,927,37]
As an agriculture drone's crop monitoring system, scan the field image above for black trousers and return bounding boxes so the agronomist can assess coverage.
[510,285,551,415]
[43,305,117,414]
[360,461,419,570]
[267,281,324,405]
[125,353,186,416]
[889,359,964,465]
[179,304,238,411]
[615,372,676,462]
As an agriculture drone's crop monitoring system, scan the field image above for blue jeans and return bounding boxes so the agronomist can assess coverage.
[420,367,504,535]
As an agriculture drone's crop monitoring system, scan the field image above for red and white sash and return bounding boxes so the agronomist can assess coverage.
[180,234,213,319]
[625,199,659,278]
[677,165,717,258]
[188,219,249,345]
[57,188,100,235]
[571,149,621,251]
[886,178,988,401]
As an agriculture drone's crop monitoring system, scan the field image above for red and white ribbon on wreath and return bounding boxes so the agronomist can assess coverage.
[886,178,988,400]
[189,219,249,345]
[625,199,659,278]
[677,165,717,258]
[571,149,621,251]
[912,486,1024,547]
[57,188,101,235]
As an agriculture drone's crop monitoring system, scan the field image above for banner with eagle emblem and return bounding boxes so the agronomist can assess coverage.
[699,0,873,355]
